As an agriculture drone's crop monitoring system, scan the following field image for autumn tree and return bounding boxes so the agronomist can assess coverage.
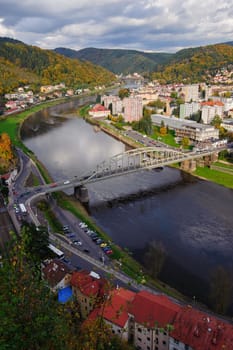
[0,132,15,173]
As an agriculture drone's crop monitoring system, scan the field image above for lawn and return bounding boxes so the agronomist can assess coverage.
[194,167,233,189]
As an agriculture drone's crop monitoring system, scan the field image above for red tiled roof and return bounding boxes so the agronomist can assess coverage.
[129,291,180,328]
[101,288,135,327]
[71,270,109,297]
[89,104,109,112]
[88,288,135,328]
[171,306,233,350]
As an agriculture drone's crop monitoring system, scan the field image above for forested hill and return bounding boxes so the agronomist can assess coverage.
[0,37,116,94]
[151,43,233,84]
[54,47,173,74]
[55,43,233,81]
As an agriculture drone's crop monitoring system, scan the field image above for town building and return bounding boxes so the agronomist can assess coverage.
[181,84,199,102]
[123,96,143,122]
[88,104,110,118]
[88,288,136,341]
[42,259,72,292]
[179,102,200,119]
[221,118,233,132]
[70,270,109,319]
[170,306,233,350]
[200,101,224,124]
[151,114,219,142]
[129,291,180,350]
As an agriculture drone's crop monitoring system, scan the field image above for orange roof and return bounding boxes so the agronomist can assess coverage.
[129,291,180,328]
[171,306,233,350]
[201,101,224,107]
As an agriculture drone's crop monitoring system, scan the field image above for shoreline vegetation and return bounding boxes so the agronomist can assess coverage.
[1,99,233,309]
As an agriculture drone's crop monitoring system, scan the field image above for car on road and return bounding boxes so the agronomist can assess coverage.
[83,249,90,254]
[63,180,70,185]
[50,183,57,188]
[73,240,82,246]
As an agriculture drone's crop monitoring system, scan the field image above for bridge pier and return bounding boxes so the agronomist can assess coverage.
[180,159,197,172]
[74,185,89,204]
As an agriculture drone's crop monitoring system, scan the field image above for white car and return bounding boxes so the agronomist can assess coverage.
[63,180,70,185]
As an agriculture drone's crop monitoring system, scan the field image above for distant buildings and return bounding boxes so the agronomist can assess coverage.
[200,101,224,124]
[101,95,143,122]
[88,104,110,118]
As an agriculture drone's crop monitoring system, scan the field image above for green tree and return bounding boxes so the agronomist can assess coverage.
[118,88,130,100]
[210,115,222,128]
[20,222,50,269]
[0,235,78,350]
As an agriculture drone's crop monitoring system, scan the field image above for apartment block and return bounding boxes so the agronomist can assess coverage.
[181,84,199,102]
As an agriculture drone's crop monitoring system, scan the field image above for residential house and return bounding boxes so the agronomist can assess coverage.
[88,288,135,341]
[71,270,110,319]
[88,104,110,118]
[42,258,72,292]
[170,306,233,350]
[128,291,180,350]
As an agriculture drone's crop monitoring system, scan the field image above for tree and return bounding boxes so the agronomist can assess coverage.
[118,88,130,100]
[144,241,166,278]
[209,266,233,314]
[20,222,50,269]
[210,115,222,128]
[0,235,78,350]
[181,137,190,147]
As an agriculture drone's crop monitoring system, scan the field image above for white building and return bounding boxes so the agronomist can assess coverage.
[181,84,199,102]
[179,102,200,119]
[151,114,219,141]
[123,96,143,122]
[201,101,224,124]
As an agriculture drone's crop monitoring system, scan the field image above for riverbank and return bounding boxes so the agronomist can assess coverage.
[2,100,233,312]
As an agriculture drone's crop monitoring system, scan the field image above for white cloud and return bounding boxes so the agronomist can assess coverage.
[0,0,232,52]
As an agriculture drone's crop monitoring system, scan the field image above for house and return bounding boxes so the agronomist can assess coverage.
[170,305,233,350]
[88,104,110,118]
[42,258,72,292]
[71,270,110,318]
[128,291,181,350]
[88,288,135,341]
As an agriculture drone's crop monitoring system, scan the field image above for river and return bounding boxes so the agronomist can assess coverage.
[21,99,233,313]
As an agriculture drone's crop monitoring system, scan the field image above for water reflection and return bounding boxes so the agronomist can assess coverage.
[21,105,233,313]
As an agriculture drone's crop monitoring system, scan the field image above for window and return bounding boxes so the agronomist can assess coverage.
[138,328,142,333]
[147,347,150,350]
[173,348,178,350]
[163,332,167,336]
[138,337,142,342]
[154,347,158,350]
[155,338,158,344]
[174,340,179,345]
[162,340,166,346]
[147,337,151,341]
[155,329,159,335]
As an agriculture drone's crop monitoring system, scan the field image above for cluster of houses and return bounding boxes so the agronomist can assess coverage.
[42,258,233,350]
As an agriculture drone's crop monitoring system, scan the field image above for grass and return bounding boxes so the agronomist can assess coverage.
[0,99,67,147]
[213,161,233,170]
[151,127,180,148]
[194,167,233,189]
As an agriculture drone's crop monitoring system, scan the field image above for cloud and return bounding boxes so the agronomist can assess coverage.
[0,0,232,52]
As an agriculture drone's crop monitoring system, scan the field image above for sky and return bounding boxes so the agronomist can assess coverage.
[0,0,232,53]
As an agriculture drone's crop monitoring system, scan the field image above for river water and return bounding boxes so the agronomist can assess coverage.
[21,100,233,312]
